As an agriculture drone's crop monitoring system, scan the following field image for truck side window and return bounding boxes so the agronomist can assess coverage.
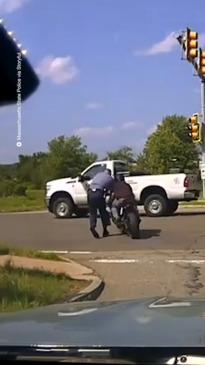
[83,164,106,180]
[114,162,128,174]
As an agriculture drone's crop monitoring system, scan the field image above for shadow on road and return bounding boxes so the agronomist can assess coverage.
[108,229,161,239]
[140,229,161,239]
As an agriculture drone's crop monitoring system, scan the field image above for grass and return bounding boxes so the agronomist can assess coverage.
[0,264,86,312]
[0,189,45,213]
[0,244,62,261]
[180,199,205,206]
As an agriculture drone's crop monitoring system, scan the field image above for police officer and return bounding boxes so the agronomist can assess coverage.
[87,169,114,238]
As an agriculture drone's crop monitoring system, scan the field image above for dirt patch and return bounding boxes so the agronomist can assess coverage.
[185,265,204,295]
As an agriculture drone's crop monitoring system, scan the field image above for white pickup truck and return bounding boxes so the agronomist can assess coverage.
[45,160,200,218]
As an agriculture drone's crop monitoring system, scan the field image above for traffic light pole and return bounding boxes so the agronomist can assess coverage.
[200,79,205,198]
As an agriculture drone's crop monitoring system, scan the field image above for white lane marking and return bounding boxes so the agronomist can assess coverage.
[69,251,92,254]
[90,259,139,263]
[167,259,205,264]
[58,308,97,316]
[39,253,205,265]
[90,258,205,264]
[40,251,92,255]
[40,250,69,254]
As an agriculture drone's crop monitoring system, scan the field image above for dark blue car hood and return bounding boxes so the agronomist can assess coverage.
[0,297,205,347]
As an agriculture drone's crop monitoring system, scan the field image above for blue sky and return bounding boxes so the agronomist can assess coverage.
[0,0,205,163]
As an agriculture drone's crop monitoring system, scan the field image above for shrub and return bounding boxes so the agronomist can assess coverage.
[0,180,15,197]
[13,184,27,196]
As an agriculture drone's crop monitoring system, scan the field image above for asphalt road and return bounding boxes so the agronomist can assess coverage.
[0,209,205,251]
[1,209,205,301]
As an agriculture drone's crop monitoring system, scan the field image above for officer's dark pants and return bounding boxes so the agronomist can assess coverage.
[88,190,110,230]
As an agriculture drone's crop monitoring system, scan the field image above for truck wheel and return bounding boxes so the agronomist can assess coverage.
[75,209,88,218]
[166,201,179,215]
[53,197,74,218]
[144,194,168,217]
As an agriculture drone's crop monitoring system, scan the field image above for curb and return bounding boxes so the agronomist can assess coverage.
[68,277,105,302]
[57,255,105,302]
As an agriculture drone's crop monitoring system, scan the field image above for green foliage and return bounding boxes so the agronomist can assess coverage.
[0,194,45,212]
[45,135,97,180]
[139,115,199,174]
[13,183,27,196]
[17,152,48,188]
[0,244,62,261]
[26,189,44,201]
[0,265,85,312]
[106,146,136,165]
[0,180,15,197]
[0,163,17,179]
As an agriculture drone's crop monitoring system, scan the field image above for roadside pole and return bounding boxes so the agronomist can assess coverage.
[200,79,205,198]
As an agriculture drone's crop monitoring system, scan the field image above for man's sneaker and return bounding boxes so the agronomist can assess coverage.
[90,227,100,239]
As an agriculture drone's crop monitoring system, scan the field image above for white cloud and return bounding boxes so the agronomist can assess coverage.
[36,55,79,84]
[75,121,143,138]
[135,32,178,56]
[85,102,103,110]
[121,121,141,130]
[0,0,28,13]
[75,126,114,138]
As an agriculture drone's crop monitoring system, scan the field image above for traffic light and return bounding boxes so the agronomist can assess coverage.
[187,113,202,143]
[185,28,198,61]
[198,48,205,77]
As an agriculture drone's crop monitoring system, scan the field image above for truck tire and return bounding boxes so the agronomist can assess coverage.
[166,200,179,215]
[75,209,88,218]
[53,197,74,218]
[144,194,168,217]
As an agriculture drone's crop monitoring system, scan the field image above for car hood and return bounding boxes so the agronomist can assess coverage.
[46,177,77,185]
[0,297,205,347]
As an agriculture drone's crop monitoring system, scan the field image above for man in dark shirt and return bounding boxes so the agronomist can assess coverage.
[88,169,114,238]
[113,176,135,202]
[111,174,136,222]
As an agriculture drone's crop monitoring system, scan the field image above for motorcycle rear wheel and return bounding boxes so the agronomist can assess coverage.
[126,212,140,239]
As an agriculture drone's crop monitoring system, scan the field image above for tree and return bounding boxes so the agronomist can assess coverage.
[140,115,199,174]
[17,152,48,188]
[0,163,17,179]
[45,135,97,180]
[106,146,136,165]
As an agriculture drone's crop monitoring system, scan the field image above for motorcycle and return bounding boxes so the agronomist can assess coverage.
[110,200,141,239]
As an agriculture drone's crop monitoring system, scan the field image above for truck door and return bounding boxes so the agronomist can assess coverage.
[74,164,107,205]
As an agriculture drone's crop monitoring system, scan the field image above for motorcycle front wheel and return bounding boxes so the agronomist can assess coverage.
[126,211,140,239]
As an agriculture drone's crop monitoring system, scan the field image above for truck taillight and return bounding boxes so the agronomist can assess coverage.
[184,177,189,188]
